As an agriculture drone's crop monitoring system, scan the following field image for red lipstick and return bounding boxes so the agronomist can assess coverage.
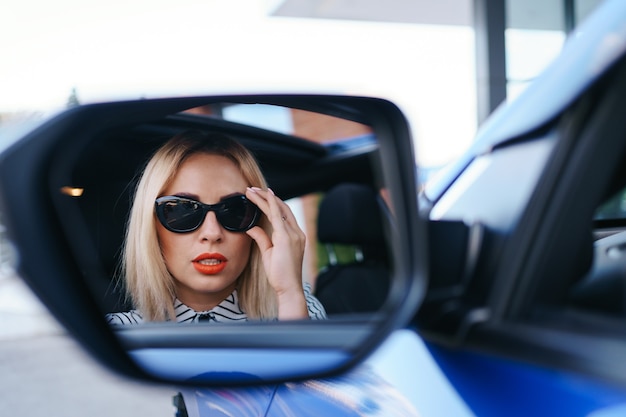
[192,253,227,275]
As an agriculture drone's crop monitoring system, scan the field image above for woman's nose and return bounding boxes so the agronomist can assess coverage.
[198,211,223,241]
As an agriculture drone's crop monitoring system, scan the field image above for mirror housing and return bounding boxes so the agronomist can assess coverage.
[0,95,426,386]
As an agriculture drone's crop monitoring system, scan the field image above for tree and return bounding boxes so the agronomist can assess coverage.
[66,87,80,108]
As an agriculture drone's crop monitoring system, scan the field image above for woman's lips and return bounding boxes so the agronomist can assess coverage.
[192,253,227,275]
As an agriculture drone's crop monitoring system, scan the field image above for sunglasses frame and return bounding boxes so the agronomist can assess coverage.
[155,194,260,233]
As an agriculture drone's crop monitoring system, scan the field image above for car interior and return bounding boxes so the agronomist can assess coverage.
[314,182,391,316]
[569,182,626,316]
[58,101,392,319]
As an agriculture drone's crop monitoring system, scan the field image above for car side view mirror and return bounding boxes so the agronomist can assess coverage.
[0,95,426,386]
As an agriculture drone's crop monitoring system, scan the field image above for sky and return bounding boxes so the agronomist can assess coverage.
[0,0,564,167]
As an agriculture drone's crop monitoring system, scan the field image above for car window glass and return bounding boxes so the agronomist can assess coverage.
[594,187,626,221]
[54,101,393,325]
[183,103,375,147]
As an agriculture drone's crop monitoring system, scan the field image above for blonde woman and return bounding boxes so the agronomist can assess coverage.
[106,130,326,324]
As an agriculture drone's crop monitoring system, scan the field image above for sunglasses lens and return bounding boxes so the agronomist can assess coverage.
[156,195,260,233]
[156,198,204,233]
[217,196,260,232]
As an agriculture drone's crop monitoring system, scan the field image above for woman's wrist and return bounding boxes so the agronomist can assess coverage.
[276,287,308,320]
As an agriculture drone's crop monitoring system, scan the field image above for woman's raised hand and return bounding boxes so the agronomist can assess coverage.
[245,187,308,319]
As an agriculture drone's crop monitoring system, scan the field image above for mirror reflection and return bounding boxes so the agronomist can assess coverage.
[60,101,392,330]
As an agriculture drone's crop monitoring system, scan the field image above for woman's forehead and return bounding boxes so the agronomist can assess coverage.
[164,153,248,199]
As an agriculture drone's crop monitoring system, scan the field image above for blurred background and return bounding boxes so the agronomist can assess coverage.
[0,0,605,415]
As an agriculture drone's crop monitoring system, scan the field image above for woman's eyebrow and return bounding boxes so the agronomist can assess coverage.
[172,192,200,200]
[170,191,245,201]
[220,192,245,199]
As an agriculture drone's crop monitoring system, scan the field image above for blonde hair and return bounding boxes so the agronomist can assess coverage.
[121,131,277,321]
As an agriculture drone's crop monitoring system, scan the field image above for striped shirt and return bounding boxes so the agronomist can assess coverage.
[106,283,326,325]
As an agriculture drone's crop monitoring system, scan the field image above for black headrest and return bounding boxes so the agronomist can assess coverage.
[317,183,384,245]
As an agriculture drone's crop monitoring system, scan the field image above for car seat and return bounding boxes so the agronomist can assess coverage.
[314,183,391,316]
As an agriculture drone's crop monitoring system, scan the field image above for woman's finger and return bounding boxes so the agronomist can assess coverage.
[266,188,294,228]
[247,187,297,230]
[269,189,300,225]
[245,226,272,252]
[245,187,270,214]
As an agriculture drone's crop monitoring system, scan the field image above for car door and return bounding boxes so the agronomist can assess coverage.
[415,6,626,415]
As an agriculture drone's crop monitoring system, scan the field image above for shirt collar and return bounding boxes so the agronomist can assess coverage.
[173,290,247,323]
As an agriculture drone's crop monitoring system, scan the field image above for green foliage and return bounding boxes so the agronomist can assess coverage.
[316,243,357,270]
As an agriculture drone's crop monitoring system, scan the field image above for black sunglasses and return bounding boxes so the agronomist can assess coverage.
[155,194,260,233]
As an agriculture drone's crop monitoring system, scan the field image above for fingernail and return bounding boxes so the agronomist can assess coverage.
[268,188,275,196]
[248,187,262,192]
